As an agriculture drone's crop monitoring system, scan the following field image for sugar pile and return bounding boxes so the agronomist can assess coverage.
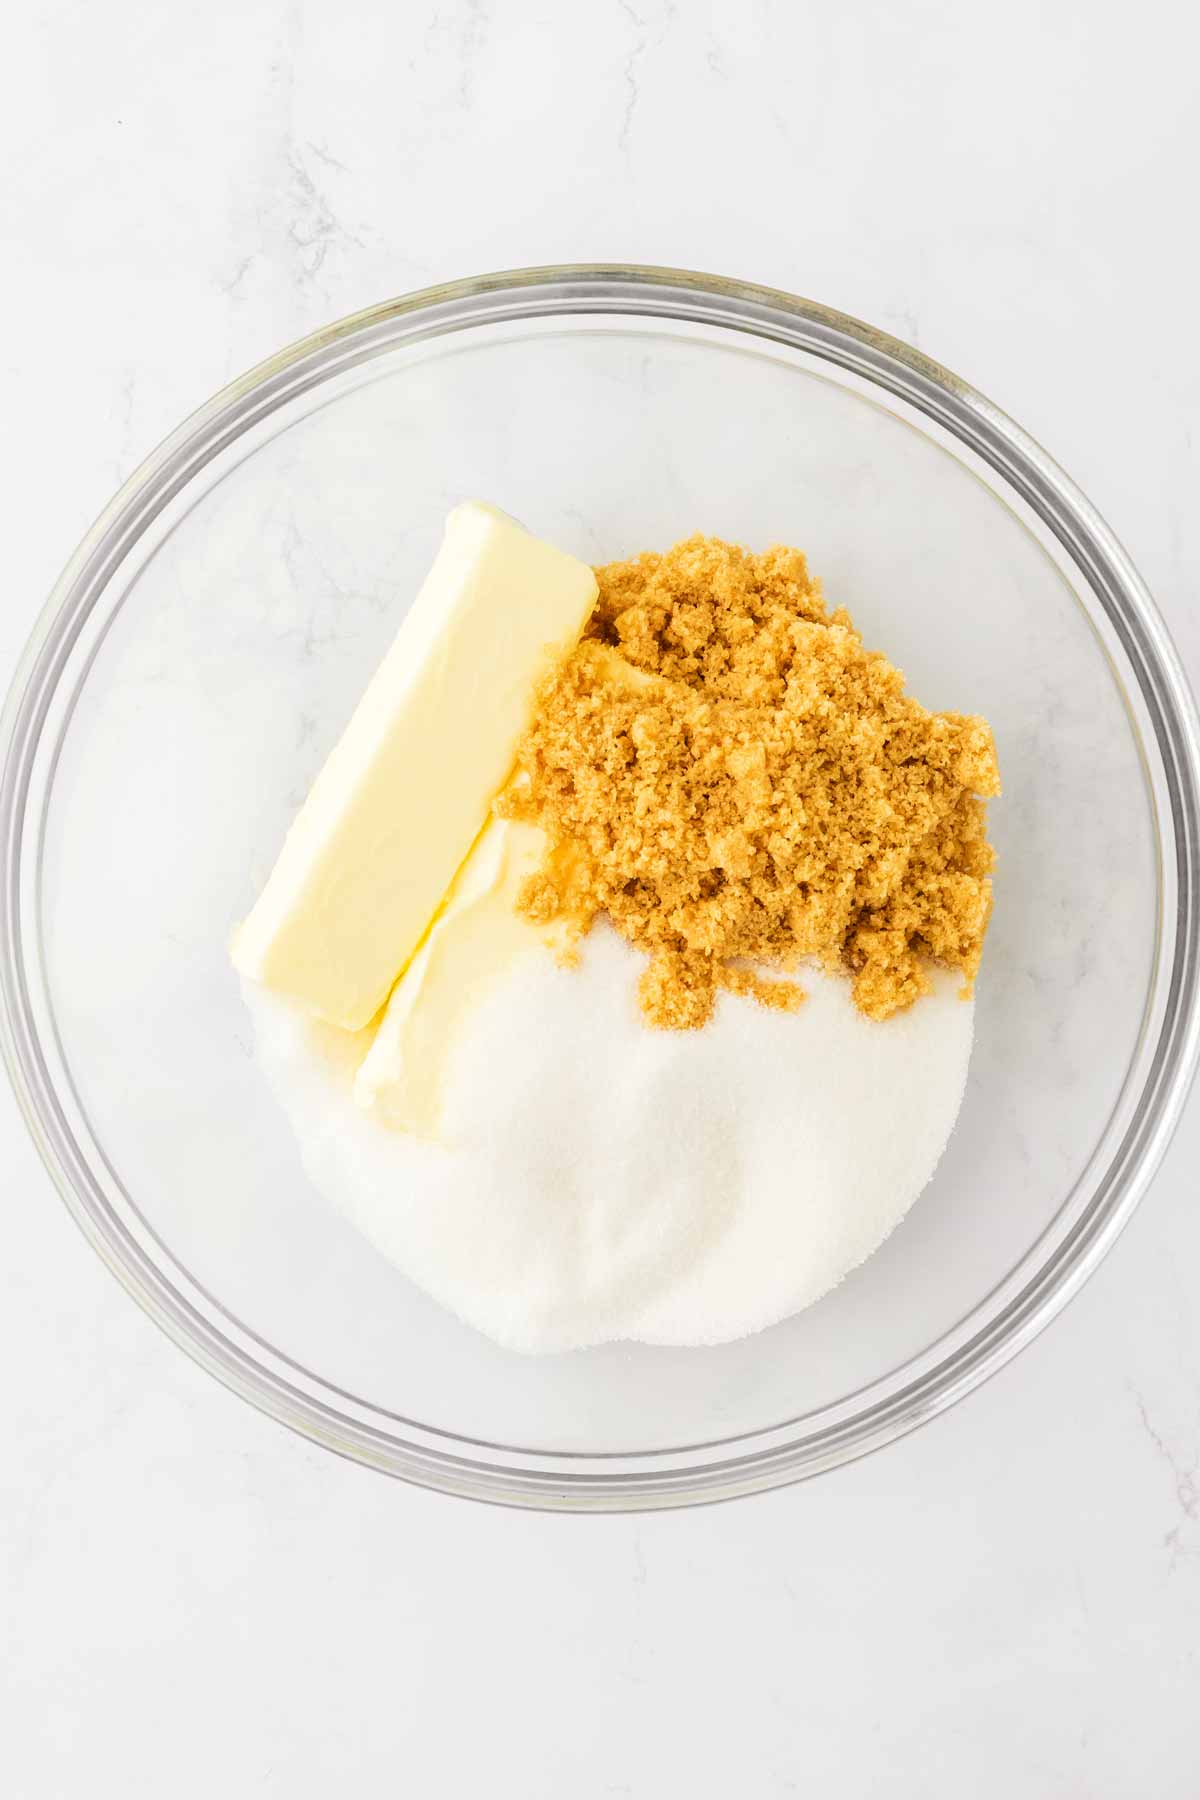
[244,928,974,1353]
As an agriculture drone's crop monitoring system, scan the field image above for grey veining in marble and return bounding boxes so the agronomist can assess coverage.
[3,2,1200,1795]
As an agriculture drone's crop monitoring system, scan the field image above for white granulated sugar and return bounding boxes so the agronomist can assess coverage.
[245,927,974,1353]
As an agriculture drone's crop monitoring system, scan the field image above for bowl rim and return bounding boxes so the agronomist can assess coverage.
[3,263,1199,1511]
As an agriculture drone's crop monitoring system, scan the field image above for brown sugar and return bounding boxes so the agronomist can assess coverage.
[498,535,1000,1030]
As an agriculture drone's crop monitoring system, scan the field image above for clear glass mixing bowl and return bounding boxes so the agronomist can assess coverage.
[2,267,1198,1510]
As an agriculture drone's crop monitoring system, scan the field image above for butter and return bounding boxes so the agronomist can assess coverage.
[231,503,598,1029]
[576,639,662,693]
[354,815,571,1134]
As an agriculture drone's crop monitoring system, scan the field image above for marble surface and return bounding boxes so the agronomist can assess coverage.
[2,2,1199,1793]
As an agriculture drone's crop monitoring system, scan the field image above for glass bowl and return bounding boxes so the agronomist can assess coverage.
[3,267,1198,1511]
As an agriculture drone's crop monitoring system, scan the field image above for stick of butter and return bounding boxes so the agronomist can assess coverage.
[231,503,597,1029]
[354,814,572,1135]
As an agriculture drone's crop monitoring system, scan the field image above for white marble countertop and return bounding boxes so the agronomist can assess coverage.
[3,3,1199,1793]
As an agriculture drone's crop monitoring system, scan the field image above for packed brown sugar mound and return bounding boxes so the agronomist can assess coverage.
[499,535,1000,1030]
